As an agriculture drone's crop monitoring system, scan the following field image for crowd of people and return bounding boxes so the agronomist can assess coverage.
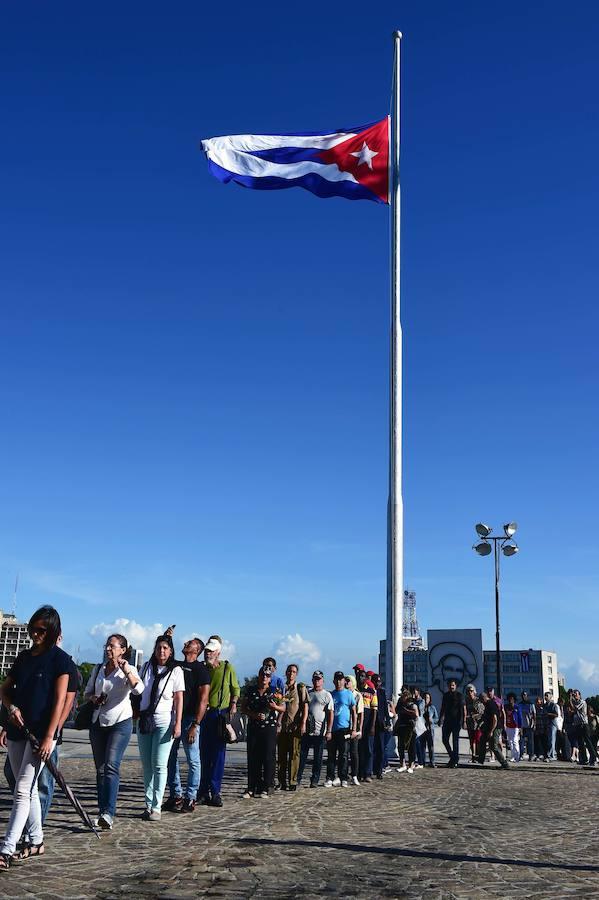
[441,679,599,769]
[1,605,597,874]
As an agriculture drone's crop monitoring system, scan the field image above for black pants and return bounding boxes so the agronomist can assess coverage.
[577,724,597,765]
[534,732,548,758]
[326,728,350,781]
[348,736,359,778]
[247,726,277,795]
[478,727,507,767]
[373,724,386,776]
[396,724,415,766]
[297,735,325,786]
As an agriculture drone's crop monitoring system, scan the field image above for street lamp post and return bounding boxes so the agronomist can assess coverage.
[473,523,519,699]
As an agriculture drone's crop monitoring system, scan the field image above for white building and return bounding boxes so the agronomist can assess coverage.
[0,609,30,677]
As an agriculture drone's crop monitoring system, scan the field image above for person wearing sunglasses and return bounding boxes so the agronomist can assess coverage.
[0,606,71,869]
[84,633,143,829]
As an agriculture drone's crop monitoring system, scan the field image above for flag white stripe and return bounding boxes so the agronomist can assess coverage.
[204,145,359,185]
[202,131,357,154]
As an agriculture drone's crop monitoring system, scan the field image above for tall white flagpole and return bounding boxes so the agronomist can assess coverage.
[386,30,403,701]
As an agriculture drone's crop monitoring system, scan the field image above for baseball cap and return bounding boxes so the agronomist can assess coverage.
[312,670,324,679]
[205,638,222,653]
[366,670,375,677]
[354,663,365,671]
[333,670,345,680]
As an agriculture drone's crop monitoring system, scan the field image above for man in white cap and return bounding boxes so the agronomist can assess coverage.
[197,635,239,807]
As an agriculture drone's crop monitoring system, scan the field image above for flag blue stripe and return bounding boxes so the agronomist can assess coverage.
[243,147,325,165]
[207,160,384,203]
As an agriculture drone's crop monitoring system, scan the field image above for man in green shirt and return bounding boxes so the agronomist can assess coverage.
[198,635,239,807]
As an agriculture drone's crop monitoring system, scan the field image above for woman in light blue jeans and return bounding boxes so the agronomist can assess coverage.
[137,635,184,821]
[85,633,143,830]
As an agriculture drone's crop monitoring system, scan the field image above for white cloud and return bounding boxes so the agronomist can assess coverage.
[275,633,321,667]
[565,658,599,689]
[90,618,164,658]
[220,640,236,660]
[27,568,109,606]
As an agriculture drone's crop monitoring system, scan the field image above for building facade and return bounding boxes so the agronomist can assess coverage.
[483,648,559,700]
[0,610,30,677]
[379,632,558,701]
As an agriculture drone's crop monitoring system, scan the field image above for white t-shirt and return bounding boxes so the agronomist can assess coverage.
[140,664,185,728]
[306,688,333,736]
[85,663,144,727]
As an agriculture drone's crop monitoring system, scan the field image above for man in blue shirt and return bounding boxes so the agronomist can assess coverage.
[324,671,356,788]
[262,658,285,694]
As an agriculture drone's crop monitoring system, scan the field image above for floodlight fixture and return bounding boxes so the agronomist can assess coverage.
[503,522,518,538]
[475,523,492,538]
[474,541,492,556]
[502,544,519,557]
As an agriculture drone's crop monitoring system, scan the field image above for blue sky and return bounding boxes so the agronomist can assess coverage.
[1,3,598,688]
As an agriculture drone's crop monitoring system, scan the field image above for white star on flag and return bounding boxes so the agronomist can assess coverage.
[350,141,378,170]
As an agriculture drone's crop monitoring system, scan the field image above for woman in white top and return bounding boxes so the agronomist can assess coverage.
[85,633,143,830]
[137,634,184,821]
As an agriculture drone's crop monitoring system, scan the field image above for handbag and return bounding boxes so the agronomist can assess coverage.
[138,666,173,735]
[215,662,237,743]
[74,700,95,730]
[414,716,426,738]
[74,664,101,730]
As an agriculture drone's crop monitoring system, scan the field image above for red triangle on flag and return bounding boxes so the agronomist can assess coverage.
[318,118,389,203]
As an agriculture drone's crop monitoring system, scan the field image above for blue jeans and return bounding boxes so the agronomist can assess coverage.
[138,723,173,812]
[297,735,325,785]
[520,727,535,759]
[199,708,227,799]
[167,714,201,801]
[424,726,435,765]
[415,731,427,765]
[442,721,461,764]
[90,717,133,818]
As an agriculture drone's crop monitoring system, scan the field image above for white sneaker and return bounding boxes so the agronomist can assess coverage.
[341,780,349,787]
[397,765,407,773]
[382,766,392,775]
[332,777,341,787]
[406,767,414,774]
[324,779,334,787]
[98,813,113,830]
[413,764,423,769]
[352,776,360,786]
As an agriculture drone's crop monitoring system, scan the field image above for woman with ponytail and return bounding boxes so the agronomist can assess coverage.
[85,633,143,830]
[137,634,184,821]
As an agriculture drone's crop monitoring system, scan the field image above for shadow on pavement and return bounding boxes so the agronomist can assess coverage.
[237,837,599,873]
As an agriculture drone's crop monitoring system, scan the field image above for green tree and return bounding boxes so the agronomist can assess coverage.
[78,662,96,700]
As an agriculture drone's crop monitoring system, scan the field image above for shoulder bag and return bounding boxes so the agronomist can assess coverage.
[74,664,101,730]
[138,667,173,735]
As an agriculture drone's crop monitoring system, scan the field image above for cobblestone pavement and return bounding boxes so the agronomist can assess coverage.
[2,736,599,899]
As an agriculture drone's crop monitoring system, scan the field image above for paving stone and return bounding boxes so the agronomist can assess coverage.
[2,742,599,898]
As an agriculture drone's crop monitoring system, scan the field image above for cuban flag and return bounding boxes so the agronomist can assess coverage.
[201,118,389,204]
[520,652,530,673]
